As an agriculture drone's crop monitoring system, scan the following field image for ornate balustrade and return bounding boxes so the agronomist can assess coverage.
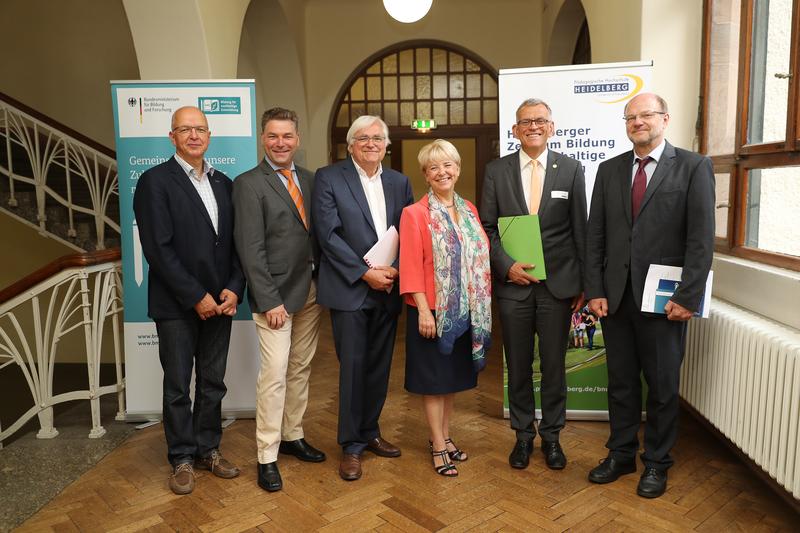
[0,92,119,251]
[0,249,125,447]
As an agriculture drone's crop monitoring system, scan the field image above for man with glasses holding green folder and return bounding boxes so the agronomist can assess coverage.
[480,98,587,471]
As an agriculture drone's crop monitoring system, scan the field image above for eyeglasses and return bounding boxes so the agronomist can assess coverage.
[172,126,209,136]
[516,118,551,128]
[622,111,666,123]
[353,135,386,144]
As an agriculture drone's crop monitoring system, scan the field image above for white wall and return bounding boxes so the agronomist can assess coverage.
[0,0,139,148]
[640,0,704,150]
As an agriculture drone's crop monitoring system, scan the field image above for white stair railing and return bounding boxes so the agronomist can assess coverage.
[0,96,119,251]
[0,250,125,447]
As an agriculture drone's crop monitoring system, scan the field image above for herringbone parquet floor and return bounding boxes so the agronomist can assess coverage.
[19,311,798,531]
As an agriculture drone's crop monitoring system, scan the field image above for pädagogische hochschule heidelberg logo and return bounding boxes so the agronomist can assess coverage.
[127,97,137,107]
[573,73,644,104]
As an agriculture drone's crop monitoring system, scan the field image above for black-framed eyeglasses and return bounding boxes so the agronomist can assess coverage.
[516,118,551,128]
[622,111,666,123]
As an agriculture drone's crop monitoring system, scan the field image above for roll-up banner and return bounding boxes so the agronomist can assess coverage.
[498,61,653,419]
[111,80,259,420]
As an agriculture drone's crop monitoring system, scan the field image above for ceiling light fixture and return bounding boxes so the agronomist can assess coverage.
[383,0,433,23]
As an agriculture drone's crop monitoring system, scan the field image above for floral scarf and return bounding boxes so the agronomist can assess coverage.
[428,190,492,371]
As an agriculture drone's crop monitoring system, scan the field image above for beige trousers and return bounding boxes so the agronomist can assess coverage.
[253,282,322,464]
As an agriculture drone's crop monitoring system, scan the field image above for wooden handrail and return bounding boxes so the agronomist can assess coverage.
[0,248,121,305]
[0,91,116,160]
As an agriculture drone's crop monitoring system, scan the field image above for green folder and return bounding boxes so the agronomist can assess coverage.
[498,215,546,280]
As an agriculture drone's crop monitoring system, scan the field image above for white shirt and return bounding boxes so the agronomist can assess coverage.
[630,139,666,189]
[519,148,549,213]
[174,154,219,234]
[354,160,388,238]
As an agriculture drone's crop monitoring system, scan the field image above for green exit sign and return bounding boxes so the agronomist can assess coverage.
[411,119,436,129]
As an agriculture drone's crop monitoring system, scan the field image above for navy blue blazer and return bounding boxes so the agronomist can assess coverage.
[133,156,245,320]
[311,157,413,312]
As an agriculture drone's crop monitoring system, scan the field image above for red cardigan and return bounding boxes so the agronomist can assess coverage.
[399,195,484,309]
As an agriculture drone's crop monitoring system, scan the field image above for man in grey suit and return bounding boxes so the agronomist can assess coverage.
[233,107,324,493]
[480,98,587,471]
[585,93,714,498]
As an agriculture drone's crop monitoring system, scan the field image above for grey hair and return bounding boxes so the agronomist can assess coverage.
[346,115,391,147]
[418,139,461,172]
[516,98,553,119]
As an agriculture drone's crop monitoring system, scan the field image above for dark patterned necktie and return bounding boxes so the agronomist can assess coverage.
[631,156,651,221]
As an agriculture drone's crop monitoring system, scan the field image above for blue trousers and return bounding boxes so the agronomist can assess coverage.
[156,314,232,466]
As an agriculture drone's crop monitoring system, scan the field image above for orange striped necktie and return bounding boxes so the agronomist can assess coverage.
[278,168,308,229]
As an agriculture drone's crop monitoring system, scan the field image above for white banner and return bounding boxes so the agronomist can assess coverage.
[499,61,653,206]
[498,61,653,418]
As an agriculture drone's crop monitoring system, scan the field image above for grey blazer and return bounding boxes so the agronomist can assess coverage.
[480,150,587,301]
[233,159,319,314]
[584,141,715,314]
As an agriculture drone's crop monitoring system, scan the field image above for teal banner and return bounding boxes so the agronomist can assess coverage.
[111,80,259,418]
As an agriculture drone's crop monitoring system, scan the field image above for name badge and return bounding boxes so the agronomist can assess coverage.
[551,190,569,199]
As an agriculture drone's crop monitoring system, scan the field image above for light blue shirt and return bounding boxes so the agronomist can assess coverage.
[266,157,303,196]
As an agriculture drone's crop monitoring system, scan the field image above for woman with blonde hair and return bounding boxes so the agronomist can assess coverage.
[399,139,492,476]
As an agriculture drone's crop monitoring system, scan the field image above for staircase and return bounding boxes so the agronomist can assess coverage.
[0,93,120,251]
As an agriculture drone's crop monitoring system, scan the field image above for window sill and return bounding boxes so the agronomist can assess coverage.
[712,253,800,330]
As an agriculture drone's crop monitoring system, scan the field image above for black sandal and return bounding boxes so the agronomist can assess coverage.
[431,449,458,476]
[445,438,468,462]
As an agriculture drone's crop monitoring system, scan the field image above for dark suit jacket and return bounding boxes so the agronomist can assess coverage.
[232,160,318,314]
[584,141,715,314]
[311,157,414,312]
[133,156,245,320]
[480,150,587,301]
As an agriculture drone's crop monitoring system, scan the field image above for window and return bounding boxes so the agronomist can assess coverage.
[701,0,800,270]
[330,42,499,163]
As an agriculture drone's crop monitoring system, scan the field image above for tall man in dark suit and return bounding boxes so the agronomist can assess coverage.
[133,106,245,495]
[480,98,587,471]
[312,115,413,481]
[233,107,325,493]
[585,93,714,498]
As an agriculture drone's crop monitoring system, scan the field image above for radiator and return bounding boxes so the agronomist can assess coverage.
[681,298,800,500]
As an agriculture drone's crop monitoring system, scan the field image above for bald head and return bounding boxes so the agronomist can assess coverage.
[171,106,208,130]
[624,92,670,156]
[624,93,668,116]
[169,106,211,168]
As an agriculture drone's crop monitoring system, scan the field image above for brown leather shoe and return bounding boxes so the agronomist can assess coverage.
[366,437,401,457]
[339,453,362,481]
[196,450,240,479]
[169,462,195,495]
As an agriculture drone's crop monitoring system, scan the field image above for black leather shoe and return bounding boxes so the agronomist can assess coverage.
[508,439,533,469]
[637,467,667,498]
[257,462,282,492]
[279,438,326,462]
[541,441,567,470]
[588,456,636,484]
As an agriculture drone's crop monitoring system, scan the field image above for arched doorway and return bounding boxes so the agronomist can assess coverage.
[329,40,499,204]
[547,0,591,66]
